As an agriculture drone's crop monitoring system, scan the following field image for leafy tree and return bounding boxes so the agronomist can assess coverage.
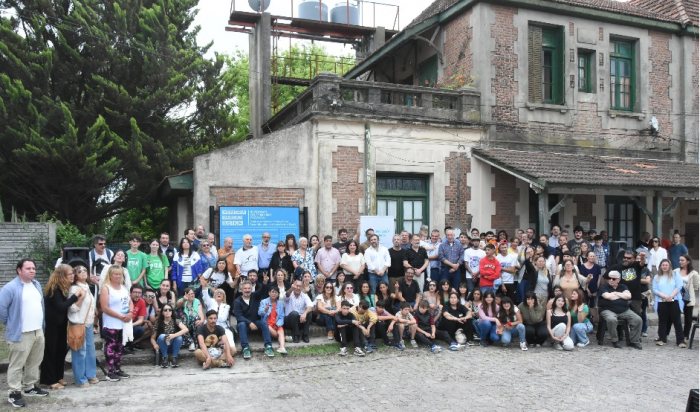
[0,0,237,228]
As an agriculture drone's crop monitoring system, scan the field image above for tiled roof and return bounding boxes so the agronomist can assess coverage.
[472,148,699,190]
[629,0,699,26]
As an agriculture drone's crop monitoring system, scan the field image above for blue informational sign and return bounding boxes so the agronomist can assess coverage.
[219,206,300,248]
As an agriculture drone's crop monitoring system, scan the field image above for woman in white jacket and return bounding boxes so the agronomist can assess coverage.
[67,266,99,387]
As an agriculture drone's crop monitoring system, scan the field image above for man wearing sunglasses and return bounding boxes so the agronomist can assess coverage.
[598,270,643,349]
[608,249,647,317]
[88,234,113,277]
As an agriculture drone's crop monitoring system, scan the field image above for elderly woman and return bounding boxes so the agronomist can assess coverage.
[291,237,317,280]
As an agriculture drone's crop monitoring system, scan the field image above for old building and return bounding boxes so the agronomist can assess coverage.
[191,0,698,257]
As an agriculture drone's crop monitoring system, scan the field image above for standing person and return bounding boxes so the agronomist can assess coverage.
[40,264,81,389]
[496,241,519,303]
[234,234,260,279]
[399,230,411,250]
[549,225,561,249]
[197,240,218,274]
[580,251,602,309]
[568,289,593,347]
[285,234,298,256]
[340,240,366,291]
[315,235,342,282]
[291,237,316,280]
[146,239,170,291]
[172,238,202,293]
[88,235,114,277]
[193,225,206,250]
[426,230,441,288]
[98,249,132,290]
[159,233,176,278]
[150,303,189,368]
[608,250,647,316]
[257,232,275,280]
[647,236,668,273]
[365,234,392,293]
[284,279,314,343]
[99,266,133,381]
[67,265,98,388]
[653,259,685,347]
[403,234,429,292]
[478,244,501,294]
[218,237,237,277]
[269,241,294,276]
[676,254,699,342]
[598,271,643,349]
[464,236,485,294]
[0,260,49,407]
[669,233,689,270]
[126,233,149,286]
[592,235,609,275]
[567,226,586,258]
[359,228,374,255]
[333,228,351,257]
[259,286,288,354]
[553,260,588,300]
[438,229,463,286]
[546,295,574,351]
[385,234,405,288]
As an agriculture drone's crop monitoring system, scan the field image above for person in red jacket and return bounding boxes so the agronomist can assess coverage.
[479,244,502,295]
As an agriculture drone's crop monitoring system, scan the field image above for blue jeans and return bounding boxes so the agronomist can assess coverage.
[472,319,481,337]
[237,320,272,348]
[516,280,528,303]
[481,286,495,295]
[316,307,337,331]
[465,278,475,294]
[500,323,526,345]
[156,334,183,357]
[440,267,457,287]
[570,321,593,345]
[369,272,388,293]
[477,320,500,343]
[70,324,96,385]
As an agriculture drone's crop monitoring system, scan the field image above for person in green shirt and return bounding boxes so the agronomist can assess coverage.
[127,233,149,285]
[146,239,170,290]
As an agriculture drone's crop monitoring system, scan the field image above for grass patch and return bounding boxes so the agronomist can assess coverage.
[285,341,395,357]
[0,324,8,361]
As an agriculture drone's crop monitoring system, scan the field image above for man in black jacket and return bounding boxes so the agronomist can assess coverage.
[234,280,273,359]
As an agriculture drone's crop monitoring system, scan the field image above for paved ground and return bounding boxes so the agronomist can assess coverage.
[2,335,697,412]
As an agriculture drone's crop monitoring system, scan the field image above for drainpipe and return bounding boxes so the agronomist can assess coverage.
[364,124,376,216]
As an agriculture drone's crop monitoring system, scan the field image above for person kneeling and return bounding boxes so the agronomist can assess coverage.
[151,303,189,368]
[195,310,236,369]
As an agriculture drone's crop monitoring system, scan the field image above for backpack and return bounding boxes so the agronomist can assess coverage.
[91,249,113,275]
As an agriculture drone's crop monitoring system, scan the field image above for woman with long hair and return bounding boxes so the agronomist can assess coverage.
[568,288,593,347]
[374,281,394,314]
[302,271,315,301]
[40,264,81,389]
[151,303,189,368]
[156,278,177,308]
[338,282,360,308]
[340,240,365,291]
[270,240,294,275]
[99,265,133,381]
[270,268,291,296]
[259,286,288,354]
[176,287,205,351]
[99,249,132,290]
[285,234,298,255]
[553,259,588,300]
[316,282,340,339]
[200,285,236,351]
[535,243,557,280]
[67,265,98,387]
[580,251,601,308]
[357,281,375,307]
[476,290,500,347]
[653,259,685,347]
[528,255,553,307]
[676,254,699,341]
[172,238,202,293]
[438,292,473,349]
[496,297,527,350]
[146,239,170,291]
[468,288,483,339]
[518,291,548,347]
[546,295,573,351]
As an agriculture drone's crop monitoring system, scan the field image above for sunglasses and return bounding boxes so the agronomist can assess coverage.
[162,308,172,312]
[345,286,353,290]
[325,286,333,289]
[97,242,106,246]
[76,269,87,274]
[145,295,155,299]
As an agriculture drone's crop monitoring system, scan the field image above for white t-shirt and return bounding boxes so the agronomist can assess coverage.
[21,282,43,332]
[464,248,486,279]
[202,268,229,289]
[496,253,519,284]
[315,294,337,309]
[234,246,259,277]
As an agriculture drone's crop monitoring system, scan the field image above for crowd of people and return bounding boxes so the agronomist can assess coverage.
[0,222,696,407]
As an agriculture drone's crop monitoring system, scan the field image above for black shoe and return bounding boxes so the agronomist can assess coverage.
[131,343,145,351]
[105,372,121,382]
[8,392,25,408]
[115,370,130,379]
[23,386,48,397]
[293,335,300,343]
[302,335,309,343]
[170,357,179,368]
[631,343,643,350]
[612,341,622,349]
[122,347,135,355]
[160,357,169,368]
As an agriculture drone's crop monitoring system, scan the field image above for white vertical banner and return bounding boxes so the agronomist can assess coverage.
[360,216,396,249]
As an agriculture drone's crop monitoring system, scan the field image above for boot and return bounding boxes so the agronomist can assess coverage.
[160,357,169,368]
[170,357,179,368]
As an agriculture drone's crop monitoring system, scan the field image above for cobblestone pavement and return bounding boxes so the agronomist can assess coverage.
[2,338,697,411]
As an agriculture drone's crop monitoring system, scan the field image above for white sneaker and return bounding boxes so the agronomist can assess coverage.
[520,341,528,351]
[188,343,195,351]
[554,343,563,351]
[576,341,590,348]
[338,347,348,356]
[410,339,418,348]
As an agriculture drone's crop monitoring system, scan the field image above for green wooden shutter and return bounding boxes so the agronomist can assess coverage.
[528,25,543,103]
[554,26,565,104]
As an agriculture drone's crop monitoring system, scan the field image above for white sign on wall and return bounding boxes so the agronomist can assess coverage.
[360,216,396,249]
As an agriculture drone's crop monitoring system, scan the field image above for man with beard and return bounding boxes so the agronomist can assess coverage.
[608,250,647,316]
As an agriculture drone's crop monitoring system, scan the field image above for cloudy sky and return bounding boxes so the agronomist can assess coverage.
[193,0,427,57]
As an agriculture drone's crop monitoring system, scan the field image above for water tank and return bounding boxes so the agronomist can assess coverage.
[248,0,271,12]
[298,1,329,21]
[330,2,359,25]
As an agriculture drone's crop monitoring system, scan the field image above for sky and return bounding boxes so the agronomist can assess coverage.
[193,0,427,57]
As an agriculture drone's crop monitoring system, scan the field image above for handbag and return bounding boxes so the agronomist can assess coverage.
[68,293,92,351]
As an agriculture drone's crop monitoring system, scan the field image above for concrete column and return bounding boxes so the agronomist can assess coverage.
[249,12,271,139]
[538,188,549,236]
[652,191,663,237]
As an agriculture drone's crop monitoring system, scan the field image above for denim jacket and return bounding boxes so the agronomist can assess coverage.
[0,277,44,341]
[258,298,285,327]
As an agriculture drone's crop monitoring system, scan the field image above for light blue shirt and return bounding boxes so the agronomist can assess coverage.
[652,272,683,313]
[258,243,276,270]
[0,277,44,342]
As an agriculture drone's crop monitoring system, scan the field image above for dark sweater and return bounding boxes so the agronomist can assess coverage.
[44,286,79,325]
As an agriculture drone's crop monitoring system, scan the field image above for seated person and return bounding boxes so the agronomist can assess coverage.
[370,300,398,347]
[143,287,159,325]
[126,284,152,352]
[151,303,189,368]
[388,301,417,350]
[284,279,314,343]
[195,310,236,369]
[200,285,235,349]
[234,280,274,359]
[334,300,364,356]
[350,300,377,353]
[258,286,288,354]
[438,292,474,350]
[598,270,643,349]
[414,300,455,353]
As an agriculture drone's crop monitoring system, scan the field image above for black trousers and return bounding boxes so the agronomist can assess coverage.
[438,317,474,342]
[40,320,69,385]
[657,301,684,345]
[683,303,694,338]
[335,325,362,348]
[415,329,452,347]
[376,320,401,344]
[524,321,549,345]
[284,311,311,338]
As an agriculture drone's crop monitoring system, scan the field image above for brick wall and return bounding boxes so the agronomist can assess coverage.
[444,9,473,78]
[490,5,519,125]
[209,187,305,235]
[572,195,596,230]
[445,153,471,228]
[332,146,363,239]
[648,31,674,143]
[0,223,55,286]
[490,166,520,234]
